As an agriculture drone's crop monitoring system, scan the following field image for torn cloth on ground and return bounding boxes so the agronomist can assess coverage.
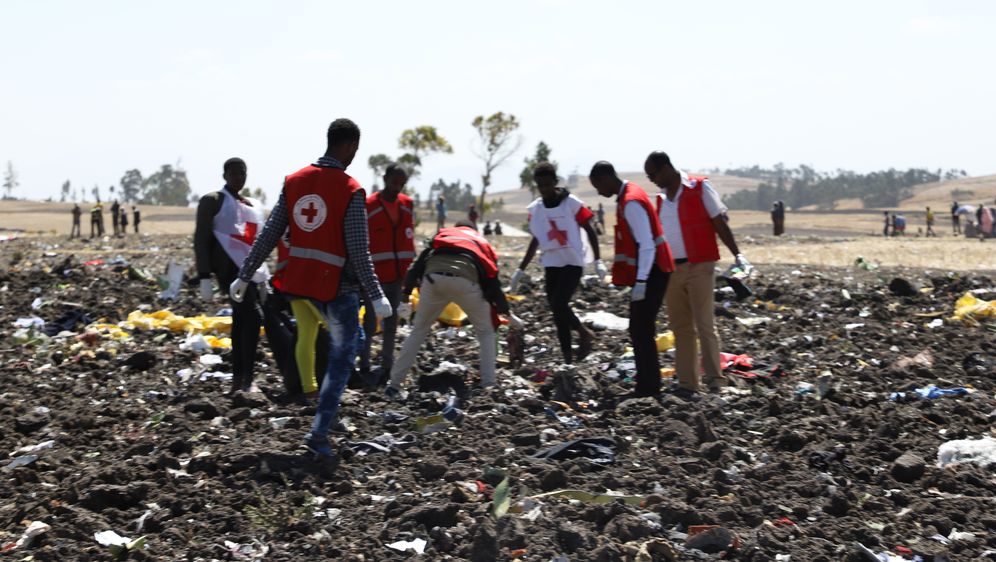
[342,433,417,455]
[531,437,616,464]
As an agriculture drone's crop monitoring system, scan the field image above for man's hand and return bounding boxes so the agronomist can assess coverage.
[509,269,525,293]
[631,281,647,302]
[229,278,249,303]
[507,313,524,330]
[735,253,754,276]
[594,259,609,283]
[199,279,214,301]
[373,296,394,319]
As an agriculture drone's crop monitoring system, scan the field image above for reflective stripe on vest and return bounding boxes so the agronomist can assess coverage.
[367,206,385,220]
[275,260,288,271]
[288,246,346,267]
[371,250,416,262]
[613,254,636,265]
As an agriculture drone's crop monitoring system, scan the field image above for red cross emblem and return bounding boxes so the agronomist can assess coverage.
[300,201,319,223]
[547,219,568,246]
[230,222,258,246]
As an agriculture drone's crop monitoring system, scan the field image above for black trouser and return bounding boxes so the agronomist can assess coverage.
[544,265,584,363]
[629,265,669,396]
[221,274,295,392]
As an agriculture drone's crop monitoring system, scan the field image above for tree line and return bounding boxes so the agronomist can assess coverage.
[719,164,969,210]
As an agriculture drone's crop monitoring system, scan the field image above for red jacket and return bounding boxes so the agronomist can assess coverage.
[614,182,674,286]
[366,192,415,284]
[280,165,361,301]
[670,176,720,263]
[432,226,499,278]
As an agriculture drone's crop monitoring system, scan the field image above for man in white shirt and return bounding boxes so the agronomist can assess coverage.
[645,151,750,396]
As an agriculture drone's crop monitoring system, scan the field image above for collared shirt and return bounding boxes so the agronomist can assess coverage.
[238,156,384,302]
[657,170,726,260]
[619,180,655,281]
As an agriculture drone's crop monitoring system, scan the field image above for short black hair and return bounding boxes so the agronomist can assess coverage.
[455,219,477,230]
[223,157,246,173]
[645,151,673,171]
[327,118,361,147]
[533,161,557,178]
[384,162,407,177]
[589,161,616,179]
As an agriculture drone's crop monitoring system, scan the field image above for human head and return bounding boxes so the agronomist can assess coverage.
[326,118,361,167]
[643,151,680,191]
[223,158,247,192]
[533,162,559,199]
[589,161,620,197]
[381,162,408,199]
[455,219,477,230]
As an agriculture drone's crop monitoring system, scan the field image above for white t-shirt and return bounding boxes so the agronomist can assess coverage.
[657,171,726,261]
[527,192,594,268]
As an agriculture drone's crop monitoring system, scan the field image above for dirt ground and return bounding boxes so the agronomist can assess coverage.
[0,231,994,561]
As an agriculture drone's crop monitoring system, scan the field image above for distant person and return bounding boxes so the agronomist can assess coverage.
[435,195,446,230]
[70,203,81,239]
[90,202,103,238]
[771,200,785,236]
[893,213,906,236]
[468,204,479,226]
[119,207,128,235]
[596,203,606,233]
[883,211,890,237]
[494,220,503,236]
[925,207,935,237]
[951,201,961,235]
[978,204,994,240]
[483,221,493,235]
[132,206,141,233]
[110,200,121,236]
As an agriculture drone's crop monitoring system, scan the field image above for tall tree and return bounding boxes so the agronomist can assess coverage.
[120,169,143,203]
[246,187,268,205]
[519,141,556,197]
[91,184,101,202]
[397,126,453,179]
[367,154,392,192]
[2,162,18,199]
[142,164,192,206]
[471,112,521,219]
[60,180,70,202]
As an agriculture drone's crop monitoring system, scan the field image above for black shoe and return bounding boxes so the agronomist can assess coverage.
[669,387,701,402]
[303,434,335,460]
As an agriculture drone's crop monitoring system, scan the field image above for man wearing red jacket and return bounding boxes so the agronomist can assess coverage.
[360,163,415,384]
[590,161,674,398]
[645,151,751,398]
[386,221,519,398]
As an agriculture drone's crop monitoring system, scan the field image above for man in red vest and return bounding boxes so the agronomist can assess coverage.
[232,119,393,459]
[360,162,416,384]
[645,151,751,398]
[590,161,674,398]
[385,221,519,398]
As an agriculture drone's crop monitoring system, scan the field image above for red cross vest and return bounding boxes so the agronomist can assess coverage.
[432,226,499,279]
[280,165,362,301]
[666,176,720,263]
[366,192,416,284]
[614,182,675,286]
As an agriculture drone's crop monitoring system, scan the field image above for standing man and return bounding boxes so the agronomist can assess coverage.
[70,203,82,239]
[596,203,606,234]
[468,204,479,226]
[110,200,121,236]
[386,221,518,397]
[925,207,935,237]
[133,206,141,233]
[645,151,750,398]
[951,201,961,235]
[90,202,103,238]
[233,118,392,459]
[194,158,274,395]
[510,162,600,364]
[436,196,447,231]
[883,211,891,237]
[590,161,674,398]
[119,206,128,235]
[360,162,415,384]
[771,201,785,236]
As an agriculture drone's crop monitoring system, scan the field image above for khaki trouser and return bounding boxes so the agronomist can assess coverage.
[389,273,496,388]
[665,261,723,391]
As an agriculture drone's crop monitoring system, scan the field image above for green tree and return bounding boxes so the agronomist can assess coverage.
[60,180,70,202]
[2,161,18,199]
[471,112,521,220]
[91,184,101,202]
[367,153,392,192]
[519,141,556,197]
[398,125,453,179]
[142,164,192,206]
[246,187,268,205]
[120,169,143,203]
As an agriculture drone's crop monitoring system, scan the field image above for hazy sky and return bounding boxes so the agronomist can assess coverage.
[1,1,993,205]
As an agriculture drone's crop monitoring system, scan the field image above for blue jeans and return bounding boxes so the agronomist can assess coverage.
[306,291,361,439]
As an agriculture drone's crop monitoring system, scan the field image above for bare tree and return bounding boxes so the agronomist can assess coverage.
[471,112,521,220]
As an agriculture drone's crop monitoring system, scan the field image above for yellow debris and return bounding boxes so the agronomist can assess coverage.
[123,310,233,334]
[950,292,996,326]
[655,331,675,352]
[410,288,468,327]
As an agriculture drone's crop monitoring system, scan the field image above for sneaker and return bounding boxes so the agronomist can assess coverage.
[384,386,402,401]
[303,435,335,459]
[669,387,701,402]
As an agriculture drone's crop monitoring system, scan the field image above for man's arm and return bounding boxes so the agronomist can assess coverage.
[403,248,432,297]
[517,237,539,270]
[711,216,740,257]
[581,221,601,261]
[702,180,740,258]
[623,201,654,281]
[194,193,222,279]
[238,192,288,281]
[343,191,386,302]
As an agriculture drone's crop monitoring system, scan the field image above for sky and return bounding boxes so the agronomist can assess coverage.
[1,0,994,205]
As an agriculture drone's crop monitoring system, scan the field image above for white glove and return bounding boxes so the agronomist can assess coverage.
[631,281,647,302]
[594,259,608,282]
[229,278,249,303]
[735,253,754,276]
[507,313,524,330]
[509,269,525,293]
[396,302,413,320]
[199,278,214,301]
[373,295,394,319]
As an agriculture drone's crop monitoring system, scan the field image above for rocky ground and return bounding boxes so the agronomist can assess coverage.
[0,234,994,561]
